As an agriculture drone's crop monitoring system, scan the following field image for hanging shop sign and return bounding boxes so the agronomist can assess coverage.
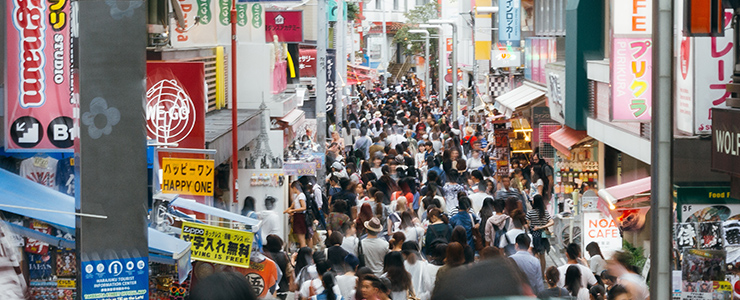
[611,0,652,122]
[491,49,521,68]
[299,49,317,78]
[545,62,566,124]
[283,162,317,176]
[611,38,652,122]
[583,212,622,257]
[81,257,149,300]
[5,0,73,151]
[498,0,521,45]
[265,11,303,42]
[146,62,206,150]
[180,222,254,268]
[711,108,740,177]
[326,49,337,121]
[161,158,215,196]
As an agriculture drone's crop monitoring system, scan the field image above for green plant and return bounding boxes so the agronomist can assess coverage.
[393,2,441,56]
[347,2,360,21]
[622,240,648,274]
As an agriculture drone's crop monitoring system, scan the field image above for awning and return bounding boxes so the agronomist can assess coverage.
[597,177,651,209]
[280,109,306,127]
[549,126,588,158]
[0,168,191,265]
[170,196,261,227]
[205,109,261,166]
[494,82,546,117]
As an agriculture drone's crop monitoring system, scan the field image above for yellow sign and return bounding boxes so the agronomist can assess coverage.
[57,279,76,288]
[161,158,215,196]
[180,222,254,268]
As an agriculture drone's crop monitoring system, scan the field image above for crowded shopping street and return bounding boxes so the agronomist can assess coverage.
[2,0,740,299]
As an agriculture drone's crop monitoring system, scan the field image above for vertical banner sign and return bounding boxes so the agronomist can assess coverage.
[694,11,734,134]
[611,38,652,121]
[611,0,652,122]
[180,221,254,268]
[675,0,694,133]
[265,11,303,42]
[498,0,520,44]
[5,0,74,151]
[326,49,337,123]
[146,62,206,154]
[251,3,263,28]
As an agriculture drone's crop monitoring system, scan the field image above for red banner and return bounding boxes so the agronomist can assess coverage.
[5,0,73,151]
[299,49,317,77]
[265,11,303,42]
[146,62,206,153]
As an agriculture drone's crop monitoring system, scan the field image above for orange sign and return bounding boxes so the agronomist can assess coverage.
[446,38,453,52]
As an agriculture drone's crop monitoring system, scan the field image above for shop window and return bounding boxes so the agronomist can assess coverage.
[534,0,565,36]
[376,0,381,10]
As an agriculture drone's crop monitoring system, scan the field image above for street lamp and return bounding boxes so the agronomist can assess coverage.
[408,29,431,99]
[426,19,459,121]
[419,24,443,106]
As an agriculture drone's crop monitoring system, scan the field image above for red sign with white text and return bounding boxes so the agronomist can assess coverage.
[146,62,206,153]
[5,0,73,151]
[299,49,317,78]
[265,11,303,43]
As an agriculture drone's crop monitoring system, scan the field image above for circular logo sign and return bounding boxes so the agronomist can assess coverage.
[10,116,43,148]
[47,116,74,148]
[146,79,196,144]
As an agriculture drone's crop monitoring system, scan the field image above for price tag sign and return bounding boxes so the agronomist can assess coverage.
[161,158,215,196]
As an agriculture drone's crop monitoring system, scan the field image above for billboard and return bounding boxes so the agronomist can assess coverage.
[265,11,303,43]
[5,0,73,151]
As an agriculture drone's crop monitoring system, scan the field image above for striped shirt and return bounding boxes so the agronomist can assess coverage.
[526,209,551,228]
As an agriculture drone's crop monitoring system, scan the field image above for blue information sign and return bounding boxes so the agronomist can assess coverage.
[81,257,149,300]
[498,0,521,45]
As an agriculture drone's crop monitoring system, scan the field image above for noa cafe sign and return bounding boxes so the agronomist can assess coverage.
[583,212,622,255]
[711,108,740,176]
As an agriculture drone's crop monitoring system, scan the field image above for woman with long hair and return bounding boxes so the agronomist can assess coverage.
[424,208,451,256]
[586,242,607,275]
[499,209,528,255]
[434,242,465,287]
[293,247,316,289]
[532,164,551,200]
[264,235,292,299]
[449,225,474,264]
[478,197,495,246]
[485,199,511,247]
[526,194,554,275]
[442,169,466,215]
[372,191,391,238]
[285,181,308,247]
[388,232,406,252]
[362,160,378,184]
[311,272,339,300]
[380,252,413,300]
[399,211,424,246]
[565,265,589,300]
[355,203,374,238]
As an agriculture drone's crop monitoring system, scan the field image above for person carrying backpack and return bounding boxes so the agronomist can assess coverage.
[424,208,451,257]
[460,127,477,158]
[485,199,511,248]
[498,209,529,256]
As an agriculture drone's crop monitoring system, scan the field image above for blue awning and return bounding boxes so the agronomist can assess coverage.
[0,168,190,265]
[170,196,261,227]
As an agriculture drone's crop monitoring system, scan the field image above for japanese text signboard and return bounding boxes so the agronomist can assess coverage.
[611,0,652,122]
[299,49,317,77]
[5,0,74,152]
[81,257,149,300]
[498,0,520,44]
[180,222,254,268]
[265,11,303,42]
[161,158,215,196]
[711,108,740,177]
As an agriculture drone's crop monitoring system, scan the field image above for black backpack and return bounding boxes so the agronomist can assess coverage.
[427,225,449,252]
[492,218,510,249]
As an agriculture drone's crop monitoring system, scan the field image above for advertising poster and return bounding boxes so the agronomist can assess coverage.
[675,0,694,133]
[265,11,303,42]
[180,221,255,268]
[611,38,653,121]
[5,0,74,151]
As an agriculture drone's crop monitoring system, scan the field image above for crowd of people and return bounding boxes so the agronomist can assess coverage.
[191,78,651,300]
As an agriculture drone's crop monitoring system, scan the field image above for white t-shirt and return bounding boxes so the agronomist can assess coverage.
[294,193,307,214]
[402,226,425,246]
[20,157,59,189]
[404,260,435,300]
[499,228,531,249]
[336,274,357,300]
[468,192,489,215]
[258,210,280,245]
[301,278,343,299]
[557,263,598,289]
[589,255,607,275]
[341,235,359,257]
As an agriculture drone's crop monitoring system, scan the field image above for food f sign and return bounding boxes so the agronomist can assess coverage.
[162,158,215,196]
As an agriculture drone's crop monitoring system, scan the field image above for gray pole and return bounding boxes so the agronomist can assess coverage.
[336,0,344,125]
[650,0,673,298]
[439,33,445,106]
[317,0,328,187]
[382,0,388,86]
[425,33,430,99]
[451,23,458,121]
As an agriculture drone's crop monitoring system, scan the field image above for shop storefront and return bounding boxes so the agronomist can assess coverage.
[672,183,738,299]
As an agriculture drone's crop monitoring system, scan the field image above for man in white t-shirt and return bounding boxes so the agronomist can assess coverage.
[557,243,598,289]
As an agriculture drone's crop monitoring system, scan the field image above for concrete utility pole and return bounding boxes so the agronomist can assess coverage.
[428,20,458,120]
[420,24,443,106]
[336,0,345,125]
[382,0,388,86]
[317,0,328,187]
[650,0,673,298]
